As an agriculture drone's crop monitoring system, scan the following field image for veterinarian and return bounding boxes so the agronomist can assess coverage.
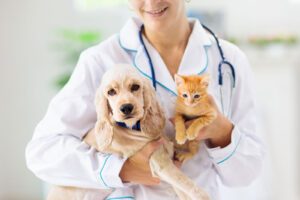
[26,0,265,199]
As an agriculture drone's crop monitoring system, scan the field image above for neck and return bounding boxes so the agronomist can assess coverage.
[143,17,192,52]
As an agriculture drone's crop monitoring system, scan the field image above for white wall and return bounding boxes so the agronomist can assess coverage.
[187,0,300,37]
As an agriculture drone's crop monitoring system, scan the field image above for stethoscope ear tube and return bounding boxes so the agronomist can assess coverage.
[218,61,236,88]
[202,24,236,89]
[202,24,236,118]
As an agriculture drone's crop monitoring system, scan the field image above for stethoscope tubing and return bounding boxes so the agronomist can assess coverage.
[137,23,236,117]
[138,24,236,90]
[138,24,157,90]
[201,24,236,88]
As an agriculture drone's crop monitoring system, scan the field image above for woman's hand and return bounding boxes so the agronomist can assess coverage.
[119,138,182,185]
[170,95,233,148]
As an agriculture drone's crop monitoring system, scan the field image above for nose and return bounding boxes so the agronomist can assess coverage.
[120,104,134,115]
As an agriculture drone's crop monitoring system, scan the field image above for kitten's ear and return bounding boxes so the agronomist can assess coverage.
[201,74,211,88]
[175,74,185,87]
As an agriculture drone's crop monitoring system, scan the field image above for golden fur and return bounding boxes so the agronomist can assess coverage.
[47,64,210,200]
[174,74,217,163]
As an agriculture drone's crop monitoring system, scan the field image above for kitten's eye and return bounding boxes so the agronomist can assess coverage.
[182,94,188,98]
[131,84,140,91]
[194,94,200,99]
[108,89,116,96]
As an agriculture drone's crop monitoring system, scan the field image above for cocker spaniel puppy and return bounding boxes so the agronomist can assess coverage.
[47,64,209,200]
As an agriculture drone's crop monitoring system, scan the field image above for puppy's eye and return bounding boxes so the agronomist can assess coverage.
[108,89,116,96]
[194,94,200,99]
[182,94,188,98]
[131,84,140,91]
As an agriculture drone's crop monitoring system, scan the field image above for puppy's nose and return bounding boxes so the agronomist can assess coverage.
[120,104,134,115]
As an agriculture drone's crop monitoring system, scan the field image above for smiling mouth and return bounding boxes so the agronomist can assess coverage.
[145,7,168,16]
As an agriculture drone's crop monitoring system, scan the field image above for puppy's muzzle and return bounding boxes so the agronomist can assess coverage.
[120,104,134,115]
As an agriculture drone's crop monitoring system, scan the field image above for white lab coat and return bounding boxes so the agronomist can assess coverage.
[26,17,265,200]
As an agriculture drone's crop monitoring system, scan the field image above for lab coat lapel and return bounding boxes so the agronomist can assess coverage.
[177,19,212,76]
[119,17,141,52]
[119,17,155,86]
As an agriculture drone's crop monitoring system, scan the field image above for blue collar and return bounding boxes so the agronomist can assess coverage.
[116,121,141,131]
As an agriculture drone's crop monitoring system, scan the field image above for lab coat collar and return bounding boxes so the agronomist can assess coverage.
[119,17,143,51]
[119,17,213,96]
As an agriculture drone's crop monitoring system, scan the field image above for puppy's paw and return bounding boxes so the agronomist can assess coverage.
[176,152,195,163]
[191,186,211,200]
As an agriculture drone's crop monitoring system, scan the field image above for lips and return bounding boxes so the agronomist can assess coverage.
[145,7,168,17]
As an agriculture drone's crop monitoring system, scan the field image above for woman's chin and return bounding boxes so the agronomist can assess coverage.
[145,21,170,33]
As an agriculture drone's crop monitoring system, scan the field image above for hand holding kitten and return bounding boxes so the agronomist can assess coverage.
[170,94,233,148]
[172,74,233,163]
[195,94,233,148]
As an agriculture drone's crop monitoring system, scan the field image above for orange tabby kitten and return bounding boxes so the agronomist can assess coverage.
[174,74,217,163]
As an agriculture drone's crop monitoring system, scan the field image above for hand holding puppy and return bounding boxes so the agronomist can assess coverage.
[119,138,163,185]
[119,138,182,185]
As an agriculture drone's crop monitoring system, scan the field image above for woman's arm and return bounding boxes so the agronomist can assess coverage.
[203,47,265,186]
[170,45,265,186]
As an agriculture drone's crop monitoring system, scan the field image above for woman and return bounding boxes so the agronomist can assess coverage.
[26,0,265,199]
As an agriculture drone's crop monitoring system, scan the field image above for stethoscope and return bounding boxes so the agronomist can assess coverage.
[137,24,236,118]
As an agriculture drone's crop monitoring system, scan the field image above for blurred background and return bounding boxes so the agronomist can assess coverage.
[1,0,300,199]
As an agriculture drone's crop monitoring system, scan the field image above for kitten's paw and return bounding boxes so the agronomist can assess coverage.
[176,152,195,163]
[186,127,199,140]
[176,134,187,145]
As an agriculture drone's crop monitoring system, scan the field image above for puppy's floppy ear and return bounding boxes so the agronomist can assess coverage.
[95,86,111,125]
[141,78,165,138]
[94,86,113,151]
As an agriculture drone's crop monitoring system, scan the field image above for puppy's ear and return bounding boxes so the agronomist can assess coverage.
[142,79,152,113]
[95,86,112,125]
[94,86,113,151]
[141,79,165,138]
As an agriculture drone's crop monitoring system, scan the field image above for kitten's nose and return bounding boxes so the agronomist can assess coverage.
[120,104,134,115]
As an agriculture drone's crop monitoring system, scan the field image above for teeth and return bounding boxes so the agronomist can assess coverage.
[149,8,166,14]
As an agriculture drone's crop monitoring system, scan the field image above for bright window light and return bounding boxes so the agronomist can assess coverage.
[290,0,300,3]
